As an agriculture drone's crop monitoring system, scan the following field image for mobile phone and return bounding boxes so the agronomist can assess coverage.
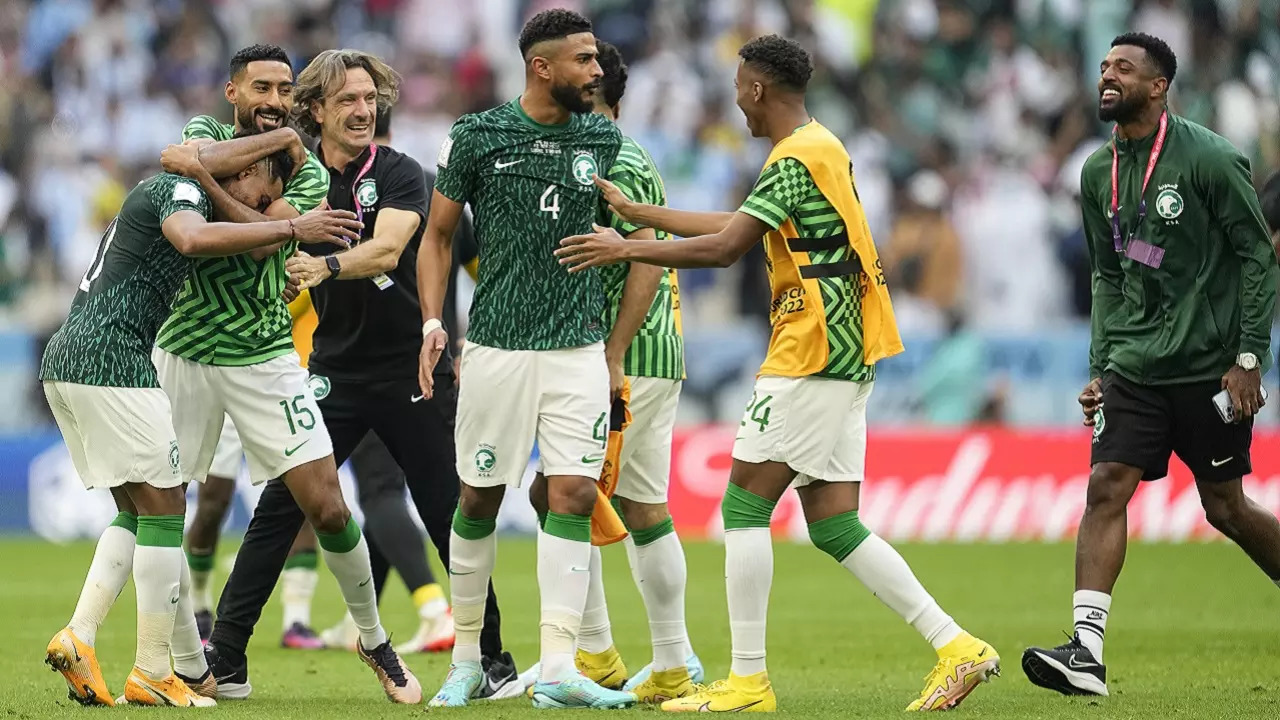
[1212,386,1269,423]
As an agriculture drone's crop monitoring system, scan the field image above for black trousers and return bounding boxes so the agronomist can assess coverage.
[209,373,505,658]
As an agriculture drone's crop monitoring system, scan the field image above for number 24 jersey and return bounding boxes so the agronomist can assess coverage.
[435,100,622,351]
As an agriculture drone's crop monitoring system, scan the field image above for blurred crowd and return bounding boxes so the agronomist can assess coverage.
[0,1,1278,402]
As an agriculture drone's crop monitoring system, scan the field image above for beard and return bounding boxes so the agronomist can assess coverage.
[1097,91,1146,124]
[236,106,287,133]
[550,80,597,114]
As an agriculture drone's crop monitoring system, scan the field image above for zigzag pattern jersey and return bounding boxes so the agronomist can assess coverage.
[40,174,210,387]
[740,158,875,382]
[155,116,329,366]
[435,100,621,350]
[598,136,684,380]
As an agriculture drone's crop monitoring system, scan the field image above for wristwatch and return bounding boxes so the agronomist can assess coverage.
[325,254,342,279]
[1237,352,1259,371]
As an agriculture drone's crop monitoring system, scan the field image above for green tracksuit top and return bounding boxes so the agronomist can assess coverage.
[1081,113,1278,385]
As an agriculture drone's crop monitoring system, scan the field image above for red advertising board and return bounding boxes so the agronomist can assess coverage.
[667,427,1280,542]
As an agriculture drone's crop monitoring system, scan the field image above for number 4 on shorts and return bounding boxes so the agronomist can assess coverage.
[591,411,607,447]
[742,392,773,432]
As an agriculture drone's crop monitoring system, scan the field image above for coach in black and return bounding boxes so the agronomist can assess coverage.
[1022,32,1280,698]
[204,49,520,701]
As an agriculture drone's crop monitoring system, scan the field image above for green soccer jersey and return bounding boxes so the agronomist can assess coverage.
[599,136,684,380]
[739,157,875,382]
[155,115,329,366]
[40,174,210,387]
[435,100,622,351]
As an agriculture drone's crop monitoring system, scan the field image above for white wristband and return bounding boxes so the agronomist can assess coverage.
[422,318,443,338]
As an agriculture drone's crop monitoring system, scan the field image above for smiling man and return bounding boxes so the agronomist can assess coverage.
[1020,32,1280,698]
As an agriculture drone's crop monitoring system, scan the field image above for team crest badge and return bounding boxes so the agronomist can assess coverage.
[356,179,378,208]
[474,445,497,476]
[1092,407,1106,441]
[1155,188,1183,219]
[307,374,331,400]
[572,151,598,186]
[169,440,181,470]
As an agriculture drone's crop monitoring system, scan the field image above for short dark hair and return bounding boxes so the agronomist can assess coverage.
[229,44,292,80]
[1111,32,1177,86]
[518,9,593,60]
[738,34,813,92]
[1261,170,1280,235]
[231,128,295,184]
[596,41,628,109]
[375,104,392,139]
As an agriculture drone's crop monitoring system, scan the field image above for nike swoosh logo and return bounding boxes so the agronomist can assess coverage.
[581,455,603,464]
[494,159,523,169]
[978,648,987,657]
[1211,457,1234,467]
[410,394,425,403]
[569,566,589,573]
[284,440,310,457]
[1067,656,1098,669]
[700,700,762,711]
[449,570,475,576]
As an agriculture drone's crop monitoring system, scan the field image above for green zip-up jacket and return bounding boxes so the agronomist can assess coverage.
[1081,114,1278,385]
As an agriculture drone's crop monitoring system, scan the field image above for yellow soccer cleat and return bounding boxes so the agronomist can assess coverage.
[629,666,694,704]
[906,633,1001,711]
[120,668,217,707]
[44,627,114,707]
[576,647,628,690]
[661,672,777,712]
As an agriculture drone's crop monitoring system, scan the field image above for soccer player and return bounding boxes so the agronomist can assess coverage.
[41,144,359,707]
[521,40,702,703]
[556,34,1000,712]
[417,9,635,709]
[155,45,421,703]
[1021,33,1280,698]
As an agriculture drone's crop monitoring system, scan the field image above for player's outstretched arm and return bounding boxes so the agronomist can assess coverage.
[287,208,420,288]
[193,128,306,182]
[595,175,733,238]
[558,212,769,272]
[604,227,665,398]
[162,209,361,258]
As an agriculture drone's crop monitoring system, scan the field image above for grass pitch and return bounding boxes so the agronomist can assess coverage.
[1,538,1277,718]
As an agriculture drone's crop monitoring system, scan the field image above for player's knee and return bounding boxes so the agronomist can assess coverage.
[308,498,350,535]
[618,497,668,530]
[1201,491,1247,537]
[1085,463,1138,512]
[807,510,871,562]
[458,483,503,519]
[528,474,549,517]
[545,476,597,516]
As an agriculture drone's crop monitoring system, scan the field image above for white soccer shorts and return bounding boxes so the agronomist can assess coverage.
[455,341,610,488]
[208,415,244,480]
[153,348,333,485]
[731,375,873,486]
[614,376,681,504]
[43,381,182,490]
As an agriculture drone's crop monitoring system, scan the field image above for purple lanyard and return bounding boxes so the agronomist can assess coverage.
[352,144,377,226]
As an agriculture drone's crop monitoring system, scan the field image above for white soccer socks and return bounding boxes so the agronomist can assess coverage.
[1073,590,1111,662]
[281,550,320,631]
[810,512,962,651]
[171,557,209,678]
[133,516,185,681]
[449,509,497,665]
[317,517,387,649]
[631,518,690,671]
[538,512,592,681]
[68,513,137,646]
[722,484,777,677]
[578,545,614,653]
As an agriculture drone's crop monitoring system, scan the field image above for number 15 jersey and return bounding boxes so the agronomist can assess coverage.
[434,99,621,351]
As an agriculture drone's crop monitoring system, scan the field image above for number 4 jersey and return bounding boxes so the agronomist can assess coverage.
[40,174,211,388]
[434,99,622,351]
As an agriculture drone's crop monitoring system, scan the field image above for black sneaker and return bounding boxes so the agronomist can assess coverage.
[1022,634,1109,696]
[195,609,213,644]
[473,652,523,701]
[204,643,252,699]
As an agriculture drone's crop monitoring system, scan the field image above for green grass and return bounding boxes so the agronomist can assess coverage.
[1,538,1278,718]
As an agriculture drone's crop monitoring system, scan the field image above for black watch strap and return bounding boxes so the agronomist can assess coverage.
[326,254,342,279]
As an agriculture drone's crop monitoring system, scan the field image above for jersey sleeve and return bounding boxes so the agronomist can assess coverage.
[605,161,649,236]
[181,115,230,142]
[434,117,479,204]
[283,151,330,214]
[738,158,814,230]
[379,153,428,222]
[152,175,213,223]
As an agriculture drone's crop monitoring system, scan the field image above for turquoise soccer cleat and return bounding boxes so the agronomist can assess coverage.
[622,653,705,691]
[428,661,483,707]
[531,673,637,709]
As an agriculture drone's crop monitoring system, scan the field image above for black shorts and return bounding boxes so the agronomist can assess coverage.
[1090,371,1252,482]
